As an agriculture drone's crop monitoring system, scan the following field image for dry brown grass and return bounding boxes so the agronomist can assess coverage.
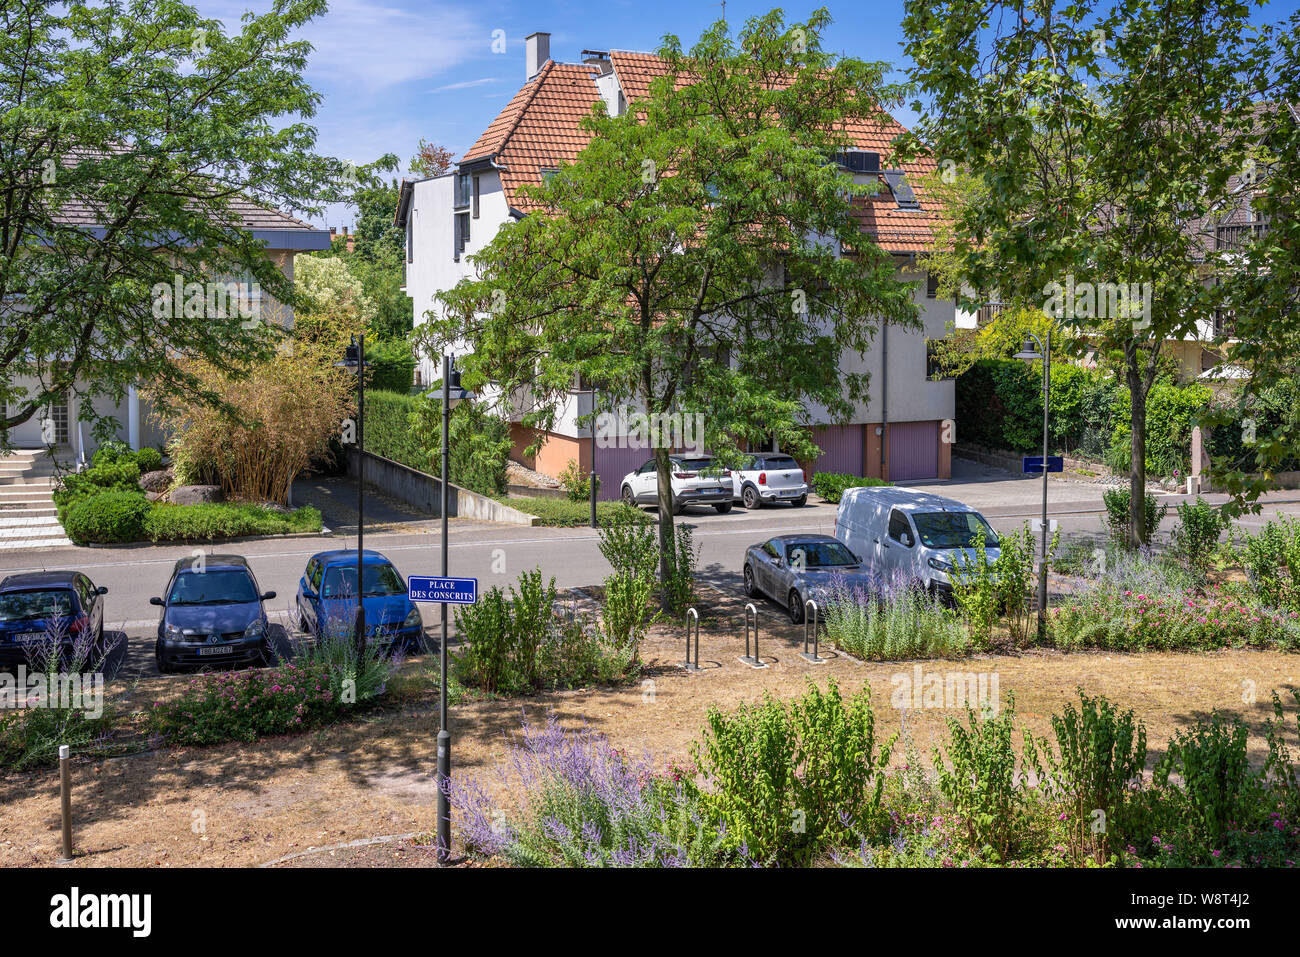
[1,583,1296,868]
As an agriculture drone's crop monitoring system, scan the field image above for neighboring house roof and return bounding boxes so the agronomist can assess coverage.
[458,51,944,252]
[47,148,329,249]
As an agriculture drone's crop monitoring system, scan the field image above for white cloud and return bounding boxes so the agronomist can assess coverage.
[430,77,501,93]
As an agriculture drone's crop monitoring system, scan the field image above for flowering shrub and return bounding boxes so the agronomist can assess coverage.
[449,715,735,867]
[822,573,969,660]
[1051,583,1300,651]
[147,639,397,745]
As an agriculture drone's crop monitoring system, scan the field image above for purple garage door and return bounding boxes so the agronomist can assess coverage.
[812,424,864,476]
[888,421,940,481]
[594,443,653,501]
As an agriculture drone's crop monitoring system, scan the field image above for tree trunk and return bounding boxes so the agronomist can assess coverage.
[654,446,675,608]
[1126,357,1147,548]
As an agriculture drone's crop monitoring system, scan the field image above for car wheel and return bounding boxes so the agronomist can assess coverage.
[672,497,687,516]
[155,651,174,675]
[792,494,808,508]
[743,564,760,598]
[789,589,805,625]
[297,605,311,634]
[742,486,761,509]
[714,501,732,514]
[621,485,635,508]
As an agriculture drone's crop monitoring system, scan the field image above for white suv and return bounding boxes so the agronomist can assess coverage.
[620,455,733,514]
[731,453,809,509]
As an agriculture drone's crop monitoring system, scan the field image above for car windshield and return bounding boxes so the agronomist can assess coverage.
[168,570,258,605]
[322,563,406,598]
[764,456,800,470]
[911,511,998,549]
[786,541,858,568]
[0,589,74,622]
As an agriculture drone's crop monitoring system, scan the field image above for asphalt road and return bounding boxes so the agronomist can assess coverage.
[4,465,1300,680]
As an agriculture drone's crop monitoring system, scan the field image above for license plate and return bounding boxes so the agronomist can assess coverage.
[16,632,45,644]
[198,645,234,656]
[780,490,800,497]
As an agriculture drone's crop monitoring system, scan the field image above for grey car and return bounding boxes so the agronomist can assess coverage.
[742,534,880,624]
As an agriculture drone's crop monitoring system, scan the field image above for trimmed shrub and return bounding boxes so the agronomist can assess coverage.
[63,491,151,544]
[364,389,426,471]
[1106,380,1212,477]
[810,472,890,504]
[143,503,321,541]
[366,338,417,393]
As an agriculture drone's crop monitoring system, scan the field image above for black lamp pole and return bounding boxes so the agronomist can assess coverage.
[356,335,366,657]
[1016,332,1051,642]
[437,353,452,865]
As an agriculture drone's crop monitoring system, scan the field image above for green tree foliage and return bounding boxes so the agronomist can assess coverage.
[901,0,1277,544]
[425,10,918,585]
[0,0,343,446]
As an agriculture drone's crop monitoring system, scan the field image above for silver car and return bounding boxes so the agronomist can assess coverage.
[742,534,880,624]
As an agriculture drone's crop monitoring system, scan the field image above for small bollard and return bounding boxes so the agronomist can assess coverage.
[739,603,767,668]
[681,607,700,672]
[800,600,826,664]
[58,744,74,863]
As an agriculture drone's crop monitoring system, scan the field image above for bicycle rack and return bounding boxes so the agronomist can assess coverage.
[680,607,700,672]
[740,603,767,668]
[800,600,826,664]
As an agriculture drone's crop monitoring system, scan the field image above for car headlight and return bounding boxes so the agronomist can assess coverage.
[244,619,265,638]
[164,622,182,639]
[404,606,422,628]
[927,557,954,573]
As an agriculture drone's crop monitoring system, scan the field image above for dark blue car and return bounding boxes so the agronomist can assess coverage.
[0,571,107,668]
[296,549,423,650]
[151,555,276,673]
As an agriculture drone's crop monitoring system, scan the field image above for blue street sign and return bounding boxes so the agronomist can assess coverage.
[1023,455,1064,474]
[408,576,478,605]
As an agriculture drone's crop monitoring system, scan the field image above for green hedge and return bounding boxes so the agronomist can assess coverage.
[810,472,891,503]
[365,388,510,495]
[956,359,1211,476]
[144,503,322,541]
[366,338,417,394]
[64,491,152,543]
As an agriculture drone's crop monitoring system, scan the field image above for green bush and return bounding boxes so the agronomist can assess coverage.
[597,513,658,582]
[558,459,599,502]
[662,523,699,611]
[1242,516,1300,612]
[134,447,164,473]
[454,568,639,695]
[146,655,391,746]
[144,503,321,541]
[364,389,427,471]
[1106,380,1212,477]
[63,491,151,544]
[1023,691,1148,864]
[366,338,417,394]
[810,472,890,504]
[954,358,1043,452]
[1171,498,1229,577]
[692,678,894,865]
[1102,487,1168,546]
[949,522,1047,647]
[933,694,1025,862]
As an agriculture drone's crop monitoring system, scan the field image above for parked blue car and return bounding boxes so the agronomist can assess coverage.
[0,571,108,668]
[151,555,276,673]
[295,549,423,650]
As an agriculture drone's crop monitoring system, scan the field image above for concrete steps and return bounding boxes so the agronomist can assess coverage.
[0,449,71,549]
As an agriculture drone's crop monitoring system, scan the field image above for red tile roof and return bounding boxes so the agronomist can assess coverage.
[463,52,944,250]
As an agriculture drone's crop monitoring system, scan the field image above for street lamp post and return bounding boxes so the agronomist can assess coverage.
[428,355,473,865]
[336,335,367,657]
[1014,333,1051,641]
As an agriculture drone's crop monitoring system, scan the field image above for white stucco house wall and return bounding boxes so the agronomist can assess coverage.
[397,32,962,494]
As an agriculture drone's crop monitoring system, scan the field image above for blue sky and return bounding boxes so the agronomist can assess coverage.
[201,0,1299,229]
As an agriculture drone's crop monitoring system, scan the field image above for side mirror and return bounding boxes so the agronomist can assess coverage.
[96,586,109,595]
[149,597,164,607]
[902,534,914,548]
[773,558,784,568]
[261,591,276,601]
[303,588,317,600]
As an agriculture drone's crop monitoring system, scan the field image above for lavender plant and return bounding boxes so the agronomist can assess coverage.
[822,571,968,660]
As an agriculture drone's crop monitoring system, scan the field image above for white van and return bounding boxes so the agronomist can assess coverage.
[833,486,1001,600]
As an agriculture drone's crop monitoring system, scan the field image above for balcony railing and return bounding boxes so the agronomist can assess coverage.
[1215,220,1269,251]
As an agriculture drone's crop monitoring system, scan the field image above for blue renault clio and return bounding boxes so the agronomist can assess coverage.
[151,555,276,673]
[295,550,423,650]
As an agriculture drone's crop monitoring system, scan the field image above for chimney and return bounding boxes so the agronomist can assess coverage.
[526,31,550,81]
